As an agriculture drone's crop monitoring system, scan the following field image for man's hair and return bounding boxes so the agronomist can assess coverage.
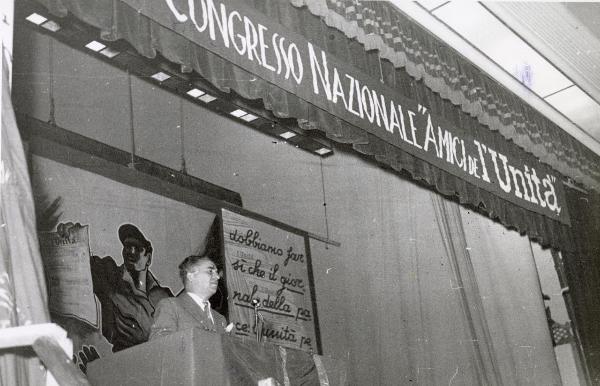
[144,241,153,255]
[178,254,215,284]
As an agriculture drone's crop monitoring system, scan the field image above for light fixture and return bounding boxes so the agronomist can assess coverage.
[45,13,332,159]
[315,147,332,156]
[230,109,259,122]
[198,93,217,103]
[241,114,258,122]
[41,20,61,32]
[279,131,297,139]
[150,71,171,82]
[85,40,106,52]
[26,13,47,25]
[99,47,120,58]
[186,88,206,98]
[230,109,247,118]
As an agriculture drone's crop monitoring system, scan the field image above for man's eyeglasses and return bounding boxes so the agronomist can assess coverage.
[189,268,220,277]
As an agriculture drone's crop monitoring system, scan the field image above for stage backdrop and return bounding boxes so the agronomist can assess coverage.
[16,26,563,383]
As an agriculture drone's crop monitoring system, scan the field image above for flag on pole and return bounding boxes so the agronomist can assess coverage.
[0,46,51,384]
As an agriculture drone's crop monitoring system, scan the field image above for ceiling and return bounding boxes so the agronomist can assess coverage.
[402,1,600,155]
[485,2,600,138]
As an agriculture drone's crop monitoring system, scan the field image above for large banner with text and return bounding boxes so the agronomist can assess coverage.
[221,208,319,353]
[111,0,570,225]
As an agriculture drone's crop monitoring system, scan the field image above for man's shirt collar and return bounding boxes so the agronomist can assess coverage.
[187,292,208,310]
[186,292,214,324]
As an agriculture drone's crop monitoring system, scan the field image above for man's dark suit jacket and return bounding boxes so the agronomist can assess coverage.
[149,292,227,340]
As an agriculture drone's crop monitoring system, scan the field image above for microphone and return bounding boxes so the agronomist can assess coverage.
[252,298,262,343]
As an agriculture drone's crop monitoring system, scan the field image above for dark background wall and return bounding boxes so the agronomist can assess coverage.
[564,186,600,384]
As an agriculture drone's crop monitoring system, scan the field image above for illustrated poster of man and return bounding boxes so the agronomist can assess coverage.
[58,222,173,352]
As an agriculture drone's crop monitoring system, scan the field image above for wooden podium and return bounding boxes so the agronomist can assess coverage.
[86,328,346,385]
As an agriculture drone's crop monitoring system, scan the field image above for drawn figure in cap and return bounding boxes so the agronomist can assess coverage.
[58,222,173,352]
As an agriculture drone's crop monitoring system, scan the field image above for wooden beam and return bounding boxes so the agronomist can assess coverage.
[33,336,91,386]
[18,114,243,208]
[0,323,68,350]
[19,114,340,246]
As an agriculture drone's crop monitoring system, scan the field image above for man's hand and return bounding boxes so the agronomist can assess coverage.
[56,222,83,242]
[35,196,62,231]
[73,345,100,374]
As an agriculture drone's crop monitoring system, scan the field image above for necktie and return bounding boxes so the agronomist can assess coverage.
[202,301,213,325]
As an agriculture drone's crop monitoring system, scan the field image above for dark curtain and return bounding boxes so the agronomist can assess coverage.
[35,0,573,250]
[562,186,600,384]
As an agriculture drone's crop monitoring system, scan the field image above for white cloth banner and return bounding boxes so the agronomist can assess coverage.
[0,49,50,385]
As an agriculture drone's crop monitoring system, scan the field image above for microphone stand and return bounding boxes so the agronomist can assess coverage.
[252,299,263,343]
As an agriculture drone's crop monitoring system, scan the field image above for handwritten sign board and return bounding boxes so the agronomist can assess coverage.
[221,208,319,353]
[39,225,99,327]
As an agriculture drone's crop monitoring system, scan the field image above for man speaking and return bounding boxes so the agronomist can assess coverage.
[150,255,228,339]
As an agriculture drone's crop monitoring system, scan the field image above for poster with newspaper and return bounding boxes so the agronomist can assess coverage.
[39,225,99,327]
[221,208,319,353]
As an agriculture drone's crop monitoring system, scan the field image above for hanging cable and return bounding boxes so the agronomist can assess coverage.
[48,39,56,125]
[377,50,384,84]
[179,98,187,174]
[319,157,330,250]
[127,70,136,168]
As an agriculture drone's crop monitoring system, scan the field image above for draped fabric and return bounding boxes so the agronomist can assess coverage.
[311,156,486,384]
[308,149,561,384]
[34,0,574,251]
[561,186,600,383]
[459,205,562,385]
[291,0,600,193]
[431,194,502,385]
[432,193,561,385]
[0,51,50,385]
